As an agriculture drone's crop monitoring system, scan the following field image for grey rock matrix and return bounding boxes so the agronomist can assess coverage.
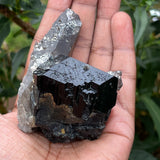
[17,9,82,133]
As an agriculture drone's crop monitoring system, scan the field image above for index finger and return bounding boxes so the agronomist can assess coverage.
[25,0,73,73]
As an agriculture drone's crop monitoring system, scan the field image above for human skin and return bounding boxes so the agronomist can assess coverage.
[0,0,136,160]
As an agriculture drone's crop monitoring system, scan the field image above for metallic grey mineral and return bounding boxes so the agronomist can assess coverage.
[107,71,123,90]
[17,9,82,133]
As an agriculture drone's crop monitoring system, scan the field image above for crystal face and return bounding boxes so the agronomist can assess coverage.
[17,8,122,143]
[34,57,119,142]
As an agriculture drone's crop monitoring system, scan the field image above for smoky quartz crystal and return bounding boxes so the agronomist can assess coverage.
[34,58,120,142]
[17,8,122,143]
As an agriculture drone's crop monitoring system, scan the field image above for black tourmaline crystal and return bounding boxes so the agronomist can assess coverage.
[33,57,119,142]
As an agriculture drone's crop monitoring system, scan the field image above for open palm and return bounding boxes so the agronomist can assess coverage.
[0,0,136,159]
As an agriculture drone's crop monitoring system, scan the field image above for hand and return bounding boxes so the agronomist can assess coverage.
[0,0,136,159]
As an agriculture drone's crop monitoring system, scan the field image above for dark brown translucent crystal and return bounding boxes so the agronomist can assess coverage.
[33,57,119,142]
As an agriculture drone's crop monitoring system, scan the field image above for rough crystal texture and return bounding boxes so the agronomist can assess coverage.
[34,57,119,142]
[17,9,82,133]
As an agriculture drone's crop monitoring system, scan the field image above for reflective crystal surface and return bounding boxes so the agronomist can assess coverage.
[34,57,119,142]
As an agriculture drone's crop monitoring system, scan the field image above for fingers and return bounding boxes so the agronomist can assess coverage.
[88,0,121,71]
[71,0,98,63]
[25,0,72,73]
[95,12,135,160]
[34,0,73,42]
[111,12,136,115]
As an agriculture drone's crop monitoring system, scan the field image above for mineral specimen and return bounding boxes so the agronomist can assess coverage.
[34,57,120,142]
[17,8,82,133]
[17,8,123,143]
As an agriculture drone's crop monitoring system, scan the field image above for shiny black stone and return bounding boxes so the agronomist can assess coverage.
[34,57,118,142]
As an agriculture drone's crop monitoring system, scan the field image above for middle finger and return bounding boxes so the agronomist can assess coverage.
[89,0,121,71]
[71,0,98,63]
